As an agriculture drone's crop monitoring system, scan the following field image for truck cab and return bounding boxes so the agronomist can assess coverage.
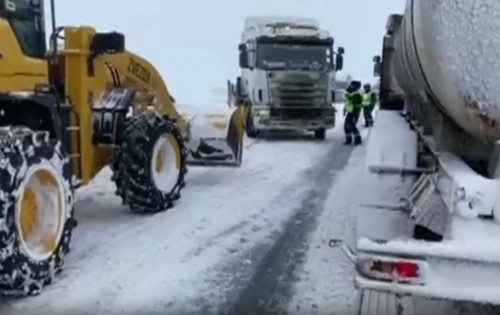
[235,16,344,140]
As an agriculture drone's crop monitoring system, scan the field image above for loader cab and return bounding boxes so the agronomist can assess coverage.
[0,0,47,59]
[0,0,48,92]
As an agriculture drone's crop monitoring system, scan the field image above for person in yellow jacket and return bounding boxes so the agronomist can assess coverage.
[362,83,376,127]
[343,81,363,145]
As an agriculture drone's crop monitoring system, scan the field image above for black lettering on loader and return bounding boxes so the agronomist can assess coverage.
[127,57,151,83]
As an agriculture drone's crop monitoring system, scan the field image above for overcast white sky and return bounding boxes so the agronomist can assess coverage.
[46,0,405,104]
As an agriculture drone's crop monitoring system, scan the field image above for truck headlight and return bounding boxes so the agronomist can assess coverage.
[255,109,269,117]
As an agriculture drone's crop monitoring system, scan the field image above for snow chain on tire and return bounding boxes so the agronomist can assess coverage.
[0,126,75,297]
[112,111,187,213]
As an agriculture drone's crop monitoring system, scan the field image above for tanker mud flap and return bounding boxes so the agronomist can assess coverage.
[184,105,247,167]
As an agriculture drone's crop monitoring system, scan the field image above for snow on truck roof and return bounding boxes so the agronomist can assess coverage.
[241,16,331,42]
[244,16,319,29]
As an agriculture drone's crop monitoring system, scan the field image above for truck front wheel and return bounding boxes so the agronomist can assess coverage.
[245,113,259,138]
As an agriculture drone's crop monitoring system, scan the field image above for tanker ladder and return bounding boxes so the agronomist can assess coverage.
[330,110,500,305]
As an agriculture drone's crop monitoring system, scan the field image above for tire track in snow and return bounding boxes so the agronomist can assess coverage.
[226,138,353,314]
[190,138,353,314]
[0,134,333,315]
[227,140,352,314]
[286,142,367,315]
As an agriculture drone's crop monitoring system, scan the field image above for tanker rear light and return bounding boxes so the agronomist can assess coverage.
[357,256,426,285]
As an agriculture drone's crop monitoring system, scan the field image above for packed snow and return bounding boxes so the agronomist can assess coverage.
[0,104,344,314]
[0,104,498,314]
[434,0,500,117]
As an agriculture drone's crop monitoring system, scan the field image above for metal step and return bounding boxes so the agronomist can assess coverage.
[402,173,449,237]
[64,108,83,187]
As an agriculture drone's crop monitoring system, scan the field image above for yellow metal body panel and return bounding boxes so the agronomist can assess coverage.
[62,27,112,184]
[0,19,47,92]
[60,26,192,183]
[102,52,187,130]
[1,18,248,185]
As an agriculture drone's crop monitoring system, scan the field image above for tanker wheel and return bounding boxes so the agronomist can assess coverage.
[0,126,75,296]
[112,111,187,213]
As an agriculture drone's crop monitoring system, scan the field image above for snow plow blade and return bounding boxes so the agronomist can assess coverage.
[182,104,247,167]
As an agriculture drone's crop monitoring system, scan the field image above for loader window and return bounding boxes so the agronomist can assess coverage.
[1,0,46,59]
[257,42,332,70]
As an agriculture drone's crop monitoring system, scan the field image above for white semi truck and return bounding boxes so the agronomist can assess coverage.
[334,0,500,306]
[234,16,344,140]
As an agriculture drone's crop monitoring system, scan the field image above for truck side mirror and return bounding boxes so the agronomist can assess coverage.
[238,43,248,68]
[335,54,343,71]
[373,55,381,77]
[335,46,344,71]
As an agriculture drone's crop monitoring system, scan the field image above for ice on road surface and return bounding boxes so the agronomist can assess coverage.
[0,105,498,314]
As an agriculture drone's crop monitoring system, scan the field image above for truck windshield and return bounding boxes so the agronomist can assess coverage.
[0,0,46,59]
[257,42,332,70]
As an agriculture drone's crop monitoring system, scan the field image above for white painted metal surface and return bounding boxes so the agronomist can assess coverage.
[353,110,500,305]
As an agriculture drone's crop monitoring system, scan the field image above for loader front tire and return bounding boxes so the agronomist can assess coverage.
[112,111,187,213]
[0,126,75,296]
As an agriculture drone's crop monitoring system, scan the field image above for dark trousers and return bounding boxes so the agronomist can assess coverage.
[353,110,360,125]
[344,112,361,145]
[363,105,374,127]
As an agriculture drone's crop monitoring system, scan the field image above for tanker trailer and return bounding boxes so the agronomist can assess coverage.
[331,0,500,306]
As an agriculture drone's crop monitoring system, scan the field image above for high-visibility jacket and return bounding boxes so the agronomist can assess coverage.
[345,92,362,113]
[362,93,371,107]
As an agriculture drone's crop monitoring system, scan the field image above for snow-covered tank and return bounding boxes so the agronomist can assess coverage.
[374,0,500,170]
[343,0,500,306]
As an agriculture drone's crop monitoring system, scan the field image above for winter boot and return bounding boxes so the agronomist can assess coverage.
[343,134,352,145]
[354,135,362,145]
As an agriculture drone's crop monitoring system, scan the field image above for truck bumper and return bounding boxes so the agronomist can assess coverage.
[253,117,335,130]
[353,236,500,305]
[252,107,336,131]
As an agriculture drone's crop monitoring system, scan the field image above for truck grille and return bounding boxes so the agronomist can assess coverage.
[269,72,328,107]
[270,107,324,119]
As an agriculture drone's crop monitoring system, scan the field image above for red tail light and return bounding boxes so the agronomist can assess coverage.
[394,261,419,278]
[358,257,423,284]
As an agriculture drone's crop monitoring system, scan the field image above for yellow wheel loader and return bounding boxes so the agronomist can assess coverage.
[0,0,247,296]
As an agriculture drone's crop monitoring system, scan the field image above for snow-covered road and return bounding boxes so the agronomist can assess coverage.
[0,111,499,314]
